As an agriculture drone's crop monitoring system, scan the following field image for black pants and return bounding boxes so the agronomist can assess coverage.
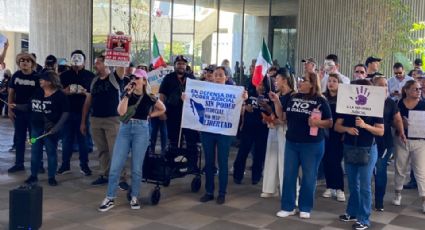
[233,123,268,183]
[323,133,344,190]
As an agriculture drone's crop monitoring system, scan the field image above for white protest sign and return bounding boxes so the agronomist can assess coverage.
[181,79,245,136]
[408,110,425,138]
[336,84,386,118]
[147,66,174,95]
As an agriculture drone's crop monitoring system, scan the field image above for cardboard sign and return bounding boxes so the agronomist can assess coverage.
[408,110,425,138]
[336,84,386,118]
[105,34,131,67]
[181,79,245,136]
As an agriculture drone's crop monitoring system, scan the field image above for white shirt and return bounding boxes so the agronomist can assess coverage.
[388,75,413,101]
[321,72,350,92]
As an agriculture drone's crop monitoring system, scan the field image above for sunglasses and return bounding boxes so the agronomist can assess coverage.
[19,59,32,63]
[410,87,422,92]
[355,70,365,74]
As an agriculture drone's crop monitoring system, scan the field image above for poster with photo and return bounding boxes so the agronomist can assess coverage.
[105,34,131,67]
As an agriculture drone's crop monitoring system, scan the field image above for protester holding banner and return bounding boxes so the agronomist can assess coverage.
[322,73,345,202]
[372,76,405,211]
[23,71,69,186]
[261,67,294,198]
[98,69,165,212]
[393,80,425,213]
[335,79,384,230]
[197,66,247,204]
[270,72,332,219]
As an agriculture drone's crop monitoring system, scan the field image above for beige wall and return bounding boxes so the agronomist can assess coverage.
[296,0,425,78]
[29,0,92,68]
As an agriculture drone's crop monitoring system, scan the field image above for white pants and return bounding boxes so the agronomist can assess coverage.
[262,125,286,194]
[394,138,425,197]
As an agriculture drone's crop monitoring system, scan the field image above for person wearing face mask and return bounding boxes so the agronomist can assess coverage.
[7,53,41,173]
[159,55,199,172]
[58,50,95,176]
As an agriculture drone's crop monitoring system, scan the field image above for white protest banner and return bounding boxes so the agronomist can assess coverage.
[408,110,425,138]
[181,79,244,136]
[336,84,386,118]
[147,66,174,95]
[105,34,132,67]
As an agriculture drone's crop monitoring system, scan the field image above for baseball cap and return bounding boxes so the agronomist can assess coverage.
[134,69,147,79]
[45,55,57,66]
[39,71,57,82]
[301,57,317,65]
[365,56,382,66]
[174,55,188,64]
[414,58,423,66]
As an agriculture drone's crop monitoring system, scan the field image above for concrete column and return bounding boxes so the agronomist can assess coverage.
[29,0,92,68]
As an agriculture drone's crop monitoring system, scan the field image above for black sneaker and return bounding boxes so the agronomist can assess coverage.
[130,197,140,210]
[92,176,108,185]
[233,178,242,185]
[200,194,214,203]
[80,166,92,176]
[48,177,58,186]
[403,181,418,189]
[25,176,38,185]
[8,146,15,152]
[98,198,115,212]
[375,203,384,212]
[57,165,71,175]
[339,214,357,222]
[119,181,129,191]
[8,164,25,173]
[352,222,369,230]
[216,195,225,205]
[39,167,46,174]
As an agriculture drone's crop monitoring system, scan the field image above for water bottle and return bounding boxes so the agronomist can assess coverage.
[309,108,322,136]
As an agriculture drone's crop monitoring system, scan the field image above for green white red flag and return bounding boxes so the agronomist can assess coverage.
[152,33,166,69]
[252,38,272,87]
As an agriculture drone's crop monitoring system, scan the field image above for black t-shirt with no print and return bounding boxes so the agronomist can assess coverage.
[376,98,399,150]
[283,93,332,143]
[340,114,383,147]
[128,93,156,120]
[159,72,195,115]
[91,73,123,117]
[8,70,40,104]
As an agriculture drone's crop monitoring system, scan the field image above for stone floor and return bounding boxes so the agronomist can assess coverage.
[1,117,425,230]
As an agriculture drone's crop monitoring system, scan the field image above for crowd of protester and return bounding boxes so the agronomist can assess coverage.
[2,34,425,229]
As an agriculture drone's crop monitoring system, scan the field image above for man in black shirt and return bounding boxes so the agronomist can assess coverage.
[57,50,94,176]
[81,54,128,188]
[365,56,382,79]
[159,55,198,170]
[7,52,40,173]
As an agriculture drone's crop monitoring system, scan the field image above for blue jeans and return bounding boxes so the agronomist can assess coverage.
[200,132,233,196]
[14,110,31,166]
[281,140,325,212]
[30,125,59,178]
[61,112,89,168]
[106,120,150,198]
[345,144,378,226]
[374,146,393,208]
[149,117,167,154]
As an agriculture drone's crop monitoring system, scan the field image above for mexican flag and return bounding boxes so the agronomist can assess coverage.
[152,34,166,69]
[252,38,272,87]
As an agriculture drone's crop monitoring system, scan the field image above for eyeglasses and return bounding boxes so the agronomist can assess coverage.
[355,70,365,74]
[19,59,32,63]
[394,72,403,75]
[410,87,422,92]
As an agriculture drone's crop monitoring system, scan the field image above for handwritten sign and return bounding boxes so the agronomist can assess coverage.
[105,34,131,67]
[408,110,425,138]
[147,66,174,95]
[336,84,386,118]
[181,79,244,136]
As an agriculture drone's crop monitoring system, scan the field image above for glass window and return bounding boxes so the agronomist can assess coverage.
[218,0,243,83]
[152,0,172,65]
[111,0,130,33]
[193,0,218,75]
[130,0,151,65]
[171,0,194,67]
[92,0,111,60]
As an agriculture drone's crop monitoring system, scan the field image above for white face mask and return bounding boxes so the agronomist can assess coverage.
[71,54,84,66]
[324,60,336,72]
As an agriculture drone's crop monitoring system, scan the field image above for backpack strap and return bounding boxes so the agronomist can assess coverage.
[90,76,100,93]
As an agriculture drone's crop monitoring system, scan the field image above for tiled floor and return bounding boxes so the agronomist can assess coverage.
[1,118,425,229]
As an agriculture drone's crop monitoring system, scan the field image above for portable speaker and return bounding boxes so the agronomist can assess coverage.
[9,185,43,230]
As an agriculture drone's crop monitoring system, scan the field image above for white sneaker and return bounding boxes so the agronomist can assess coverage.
[392,193,402,206]
[276,210,296,217]
[98,198,115,212]
[322,189,333,198]
[336,190,346,202]
[299,212,310,219]
[130,196,140,210]
[260,192,279,198]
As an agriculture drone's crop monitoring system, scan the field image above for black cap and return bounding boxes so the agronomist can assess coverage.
[414,58,423,66]
[365,56,382,66]
[39,71,55,82]
[174,55,188,64]
[45,55,57,66]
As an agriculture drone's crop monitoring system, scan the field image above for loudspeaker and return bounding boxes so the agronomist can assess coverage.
[9,185,42,230]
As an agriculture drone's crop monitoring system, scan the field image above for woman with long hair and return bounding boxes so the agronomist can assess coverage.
[336,79,384,230]
[23,71,69,186]
[322,73,345,201]
[392,79,425,213]
[98,69,165,212]
[261,68,295,198]
[270,72,333,219]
